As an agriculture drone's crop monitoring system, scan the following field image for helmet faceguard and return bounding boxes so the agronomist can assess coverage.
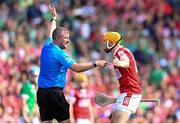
[103,32,124,53]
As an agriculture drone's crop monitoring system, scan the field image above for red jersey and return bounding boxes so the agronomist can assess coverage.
[73,89,92,119]
[114,47,141,94]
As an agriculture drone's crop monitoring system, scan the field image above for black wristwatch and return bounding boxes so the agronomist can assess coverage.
[50,18,56,22]
[93,61,97,67]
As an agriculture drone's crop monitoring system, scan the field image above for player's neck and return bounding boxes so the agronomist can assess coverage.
[112,44,123,55]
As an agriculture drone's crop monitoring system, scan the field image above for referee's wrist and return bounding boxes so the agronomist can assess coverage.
[93,61,97,67]
[50,18,56,22]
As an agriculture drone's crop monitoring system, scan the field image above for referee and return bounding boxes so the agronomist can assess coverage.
[37,5,108,123]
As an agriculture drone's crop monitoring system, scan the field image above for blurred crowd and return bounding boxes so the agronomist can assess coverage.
[0,0,180,123]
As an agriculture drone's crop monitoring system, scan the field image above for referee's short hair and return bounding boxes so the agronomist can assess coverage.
[52,27,70,41]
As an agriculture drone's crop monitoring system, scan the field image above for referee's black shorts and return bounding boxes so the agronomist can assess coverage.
[37,87,70,122]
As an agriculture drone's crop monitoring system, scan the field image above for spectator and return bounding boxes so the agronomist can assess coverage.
[70,73,94,123]
[20,71,36,123]
[27,0,43,25]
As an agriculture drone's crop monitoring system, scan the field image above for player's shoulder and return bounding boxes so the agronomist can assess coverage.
[122,47,132,53]
[116,47,130,55]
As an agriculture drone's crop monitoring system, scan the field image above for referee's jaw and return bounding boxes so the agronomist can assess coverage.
[62,32,70,49]
[64,40,70,49]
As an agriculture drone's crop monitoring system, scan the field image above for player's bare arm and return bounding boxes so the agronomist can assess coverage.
[70,60,108,72]
[48,4,57,37]
[113,55,130,68]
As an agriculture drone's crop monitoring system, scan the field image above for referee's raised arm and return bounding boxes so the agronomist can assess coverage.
[47,4,57,37]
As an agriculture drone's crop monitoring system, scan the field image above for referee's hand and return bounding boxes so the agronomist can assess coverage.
[48,4,57,19]
[96,60,108,68]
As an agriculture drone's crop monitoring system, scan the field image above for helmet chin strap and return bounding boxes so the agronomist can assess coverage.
[104,40,120,53]
[104,35,126,53]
